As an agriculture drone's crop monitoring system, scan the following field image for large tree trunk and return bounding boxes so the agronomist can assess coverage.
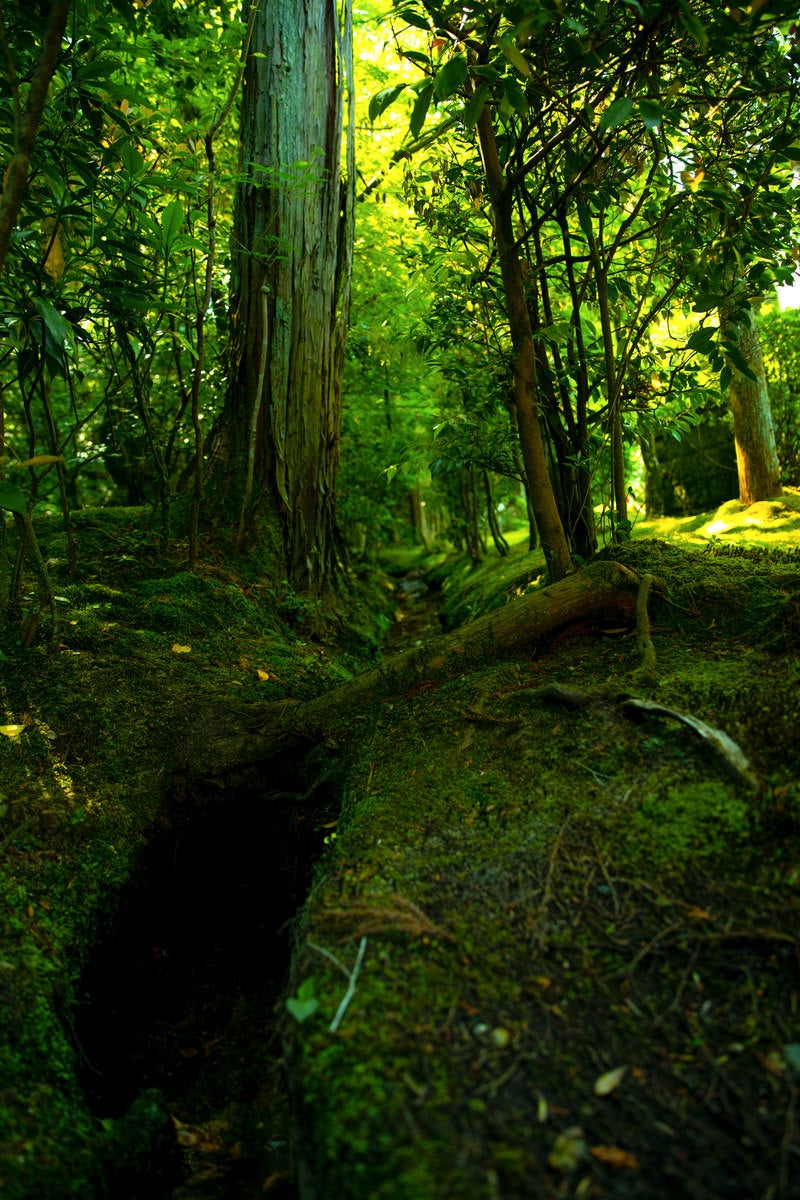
[213,0,355,593]
[720,305,781,505]
[474,107,572,582]
[184,560,648,783]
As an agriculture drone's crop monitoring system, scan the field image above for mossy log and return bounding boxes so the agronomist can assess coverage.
[184,560,650,784]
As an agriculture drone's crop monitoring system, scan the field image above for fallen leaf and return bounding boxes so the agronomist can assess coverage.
[0,725,27,738]
[687,905,712,920]
[255,668,271,681]
[548,1127,586,1172]
[594,1064,628,1095]
[761,1049,786,1076]
[171,643,192,654]
[590,1144,639,1169]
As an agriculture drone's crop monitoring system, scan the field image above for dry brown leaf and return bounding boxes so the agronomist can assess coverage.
[590,1144,639,1169]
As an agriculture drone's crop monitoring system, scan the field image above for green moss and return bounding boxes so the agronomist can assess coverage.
[606,780,751,876]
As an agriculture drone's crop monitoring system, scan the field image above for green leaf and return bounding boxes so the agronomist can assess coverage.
[33,298,71,349]
[720,364,732,391]
[501,75,528,118]
[159,201,184,259]
[398,7,430,32]
[403,50,432,68]
[286,978,319,1022]
[409,81,433,140]
[368,83,407,124]
[433,55,467,101]
[687,327,717,351]
[576,200,594,243]
[462,81,490,129]
[598,96,634,132]
[722,342,758,380]
[0,481,28,515]
[501,39,533,80]
[678,0,708,50]
[639,99,661,130]
[119,139,146,178]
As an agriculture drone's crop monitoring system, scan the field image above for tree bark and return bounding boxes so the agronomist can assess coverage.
[183,560,647,783]
[212,0,355,593]
[720,305,781,505]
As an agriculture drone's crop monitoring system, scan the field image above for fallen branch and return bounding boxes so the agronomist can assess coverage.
[620,698,758,790]
[184,560,649,782]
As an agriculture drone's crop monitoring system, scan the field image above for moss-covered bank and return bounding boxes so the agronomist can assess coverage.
[1,503,799,1198]
[285,538,800,1199]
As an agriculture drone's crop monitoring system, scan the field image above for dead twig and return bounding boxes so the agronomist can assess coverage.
[329,936,368,1034]
[532,816,571,950]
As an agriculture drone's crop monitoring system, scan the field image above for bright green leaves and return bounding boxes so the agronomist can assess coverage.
[501,39,533,81]
[409,80,434,139]
[433,54,467,100]
[678,0,708,51]
[368,54,468,142]
[597,96,662,134]
[639,99,662,131]
[286,977,319,1022]
[158,200,184,261]
[686,319,758,390]
[368,83,408,124]
[463,82,490,129]
[33,298,72,352]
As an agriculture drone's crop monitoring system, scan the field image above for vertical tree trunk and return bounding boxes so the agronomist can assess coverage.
[0,0,71,278]
[720,305,781,505]
[475,107,572,581]
[217,0,354,594]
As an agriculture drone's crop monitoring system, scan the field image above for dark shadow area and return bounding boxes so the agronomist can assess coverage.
[74,759,338,1198]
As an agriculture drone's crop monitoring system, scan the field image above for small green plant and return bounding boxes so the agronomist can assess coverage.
[286,977,319,1022]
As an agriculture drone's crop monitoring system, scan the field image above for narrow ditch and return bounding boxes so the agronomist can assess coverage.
[74,756,339,1199]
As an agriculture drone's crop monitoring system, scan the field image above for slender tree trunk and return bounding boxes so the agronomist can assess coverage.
[639,431,665,517]
[214,0,354,594]
[0,0,70,278]
[475,107,572,581]
[720,305,781,505]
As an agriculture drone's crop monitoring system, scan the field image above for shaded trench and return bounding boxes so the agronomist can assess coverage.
[75,755,340,1199]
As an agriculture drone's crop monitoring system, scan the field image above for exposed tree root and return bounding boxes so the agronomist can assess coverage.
[182,560,654,784]
[635,571,658,677]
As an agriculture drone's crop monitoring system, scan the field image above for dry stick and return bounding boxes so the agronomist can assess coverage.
[307,940,351,979]
[329,936,368,1034]
[532,815,571,950]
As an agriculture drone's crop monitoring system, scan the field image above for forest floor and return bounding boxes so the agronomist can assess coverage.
[1,495,799,1199]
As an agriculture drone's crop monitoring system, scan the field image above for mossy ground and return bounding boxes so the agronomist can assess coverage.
[1,498,799,1198]
[286,511,800,1200]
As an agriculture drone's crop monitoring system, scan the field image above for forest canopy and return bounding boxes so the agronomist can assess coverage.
[0,0,799,600]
